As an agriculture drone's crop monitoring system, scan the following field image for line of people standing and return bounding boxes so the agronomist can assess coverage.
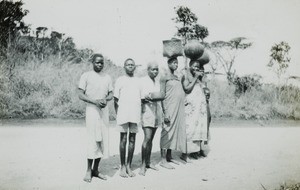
[78,53,211,182]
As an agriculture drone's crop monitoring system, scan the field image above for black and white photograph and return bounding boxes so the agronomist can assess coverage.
[0,0,300,189]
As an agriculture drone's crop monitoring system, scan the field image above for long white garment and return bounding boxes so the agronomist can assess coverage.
[78,71,113,159]
[184,72,208,153]
[114,75,142,125]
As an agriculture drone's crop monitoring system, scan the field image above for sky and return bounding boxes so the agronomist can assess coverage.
[22,0,300,83]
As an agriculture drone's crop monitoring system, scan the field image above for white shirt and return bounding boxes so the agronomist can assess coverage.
[114,75,142,125]
[78,70,113,102]
[140,76,160,98]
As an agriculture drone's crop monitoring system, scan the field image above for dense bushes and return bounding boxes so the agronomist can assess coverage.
[208,78,300,120]
[0,59,299,120]
[0,59,86,118]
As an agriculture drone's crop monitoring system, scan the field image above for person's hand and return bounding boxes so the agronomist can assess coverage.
[194,70,204,79]
[99,99,107,108]
[96,99,107,108]
[144,93,152,103]
[164,114,170,124]
[203,87,210,100]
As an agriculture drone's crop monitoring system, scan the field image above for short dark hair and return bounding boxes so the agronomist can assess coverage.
[90,53,104,63]
[189,59,199,67]
[124,58,135,66]
[189,59,204,69]
[167,56,178,64]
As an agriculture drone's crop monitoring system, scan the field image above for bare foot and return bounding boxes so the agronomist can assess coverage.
[189,153,199,160]
[119,166,128,178]
[180,154,192,163]
[126,165,136,177]
[146,164,159,171]
[198,150,207,157]
[160,160,175,169]
[92,170,107,180]
[83,170,92,183]
[168,159,180,165]
[166,155,180,165]
[139,165,146,176]
[183,157,192,163]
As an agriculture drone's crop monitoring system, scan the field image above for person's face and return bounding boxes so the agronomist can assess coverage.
[190,61,201,74]
[124,60,136,75]
[148,65,159,79]
[190,61,204,77]
[93,56,104,73]
[168,58,178,71]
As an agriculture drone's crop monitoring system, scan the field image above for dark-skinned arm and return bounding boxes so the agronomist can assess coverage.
[181,71,202,94]
[114,97,119,114]
[78,88,102,107]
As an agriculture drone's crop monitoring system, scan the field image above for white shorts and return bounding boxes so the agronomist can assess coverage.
[141,102,163,128]
[119,122,139,133]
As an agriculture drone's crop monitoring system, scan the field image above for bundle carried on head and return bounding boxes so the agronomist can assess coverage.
[163,38,183,58]
[184,39,210,66]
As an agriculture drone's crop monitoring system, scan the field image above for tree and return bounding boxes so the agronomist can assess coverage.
[193,24,209,42]
[61,37,76,60]
[267,41,291,84]
[173,6,210,69]
[210,37,252,83]
[50,31,64,59]
[0,0,29,57]
[173,6,198,45]
[174,6,210,44]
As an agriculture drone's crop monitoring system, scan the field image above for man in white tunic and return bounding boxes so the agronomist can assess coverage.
[78,53,113,182]
[114,58,142,178]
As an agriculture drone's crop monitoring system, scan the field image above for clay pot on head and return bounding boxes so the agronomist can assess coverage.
[198,51,210,65]
[184,40,204,60]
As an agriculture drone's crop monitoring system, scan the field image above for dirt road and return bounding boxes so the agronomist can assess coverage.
[0,119,299,190]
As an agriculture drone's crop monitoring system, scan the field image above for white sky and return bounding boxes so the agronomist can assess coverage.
[22,0,300,82]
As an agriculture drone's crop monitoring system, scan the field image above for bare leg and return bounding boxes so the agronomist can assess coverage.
[126,132,136,177]
[166,149,180,165]
[199,140,206,157]
[119,132,128,178]
[160,149,174,169]
[146,128,158,170]
[139,127,151,176]
[83,159,93,183]
[91,158,107,180]
[189,152,199,160]
[180,153,192,163]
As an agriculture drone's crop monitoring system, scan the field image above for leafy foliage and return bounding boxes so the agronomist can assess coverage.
[173,6,209,44]
[267,41,291,82]
[232,74,262,97]
[0,0,29,57]
[193,24,209,42]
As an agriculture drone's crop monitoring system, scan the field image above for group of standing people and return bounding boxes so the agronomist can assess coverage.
[78,53,211,182]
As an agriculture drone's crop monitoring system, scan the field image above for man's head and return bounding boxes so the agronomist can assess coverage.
[147,62,159,79]
[124,58,136,76]
[167,56,178,72]
[91,53,104,73]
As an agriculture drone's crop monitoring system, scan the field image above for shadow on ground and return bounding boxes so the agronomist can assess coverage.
[100,147,211,177]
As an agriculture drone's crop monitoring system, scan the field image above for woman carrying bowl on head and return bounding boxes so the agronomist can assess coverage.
[180,59,210,160]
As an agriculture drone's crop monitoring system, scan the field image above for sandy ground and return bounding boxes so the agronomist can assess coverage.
[0,119,300,190]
